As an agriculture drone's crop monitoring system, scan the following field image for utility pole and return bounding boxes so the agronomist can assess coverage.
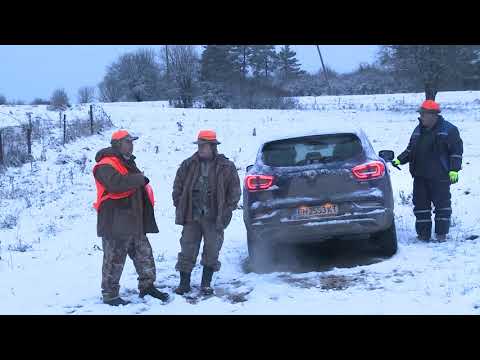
[316,45,332,95]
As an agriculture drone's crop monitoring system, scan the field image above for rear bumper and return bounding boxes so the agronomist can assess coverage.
[247,208,394,244]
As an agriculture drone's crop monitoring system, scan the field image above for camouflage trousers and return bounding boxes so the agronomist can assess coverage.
[175,218,224,273]
[101,235,156,302]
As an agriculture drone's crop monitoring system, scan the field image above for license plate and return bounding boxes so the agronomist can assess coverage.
[296,203,339,218]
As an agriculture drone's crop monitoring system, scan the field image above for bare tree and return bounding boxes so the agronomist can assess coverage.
[158,45,170,80]
[0,94,6,105]
[167,45,199,108]
[48,88,70,110]
[99,48,162,102]
[157,46,174,101]
[98,71,123,103]
[77,86,96,103]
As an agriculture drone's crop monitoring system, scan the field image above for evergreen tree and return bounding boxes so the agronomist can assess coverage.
[200,45,235,83]
[379,45,480,99]
[249,45,278,80]
[276,45,304,81]
[229,45,252,80]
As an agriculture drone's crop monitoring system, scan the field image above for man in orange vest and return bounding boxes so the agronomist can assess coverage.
[93,130,169,306]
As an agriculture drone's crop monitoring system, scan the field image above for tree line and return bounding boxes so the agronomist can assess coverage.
[95,45,480,106]
[96,45,307,108]
[1,45,479,109]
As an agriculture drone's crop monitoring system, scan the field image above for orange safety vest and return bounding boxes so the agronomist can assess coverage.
[93,156,154,211]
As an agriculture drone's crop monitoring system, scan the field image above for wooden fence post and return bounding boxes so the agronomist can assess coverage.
[90,104,94,135]
[63,114,67,145]
[0,129,4,165]
[26,113,32,156]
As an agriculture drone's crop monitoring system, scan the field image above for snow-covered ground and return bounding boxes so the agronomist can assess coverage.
[294,91,480,115]
[1,92,480,314]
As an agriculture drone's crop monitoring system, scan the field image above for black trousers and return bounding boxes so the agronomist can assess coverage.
[412,177,452,237]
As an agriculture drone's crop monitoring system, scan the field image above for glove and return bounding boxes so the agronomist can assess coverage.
[392,159,401,166]
[144,176,150,185]
[449,171,459,184]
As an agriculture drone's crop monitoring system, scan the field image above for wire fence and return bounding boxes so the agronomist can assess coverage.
[0,104,113,168]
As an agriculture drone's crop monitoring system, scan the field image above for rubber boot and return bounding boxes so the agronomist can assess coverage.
[200,266,215,295]
[175,272,191,295]
[103,297,131,306]
[139,286,170,302]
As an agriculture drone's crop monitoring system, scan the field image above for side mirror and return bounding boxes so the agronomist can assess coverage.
[379,150,394,162]
[246,165,254,172]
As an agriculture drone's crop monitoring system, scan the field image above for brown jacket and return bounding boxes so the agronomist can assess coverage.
[172,153,241,229]
[93,147,159,238]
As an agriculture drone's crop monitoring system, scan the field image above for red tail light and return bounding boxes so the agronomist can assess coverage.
[245,175,275,191]
[352,161,385,180]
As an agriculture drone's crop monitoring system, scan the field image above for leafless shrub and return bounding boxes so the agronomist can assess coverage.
[78,86,96,104]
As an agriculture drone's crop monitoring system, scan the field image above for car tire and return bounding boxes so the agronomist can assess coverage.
[247,229,274,273]
[369,221,398,257]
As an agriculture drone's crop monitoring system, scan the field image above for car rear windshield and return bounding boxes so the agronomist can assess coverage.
[262,134,363,167]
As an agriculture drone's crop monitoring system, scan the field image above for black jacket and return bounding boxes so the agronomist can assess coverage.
[397,116,463,179]
[93,147,159,238]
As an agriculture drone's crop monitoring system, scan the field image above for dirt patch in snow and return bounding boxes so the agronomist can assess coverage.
[279,273,365,290]
[277,267,408,291]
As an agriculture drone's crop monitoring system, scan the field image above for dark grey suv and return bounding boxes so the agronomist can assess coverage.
[243,128,398,270]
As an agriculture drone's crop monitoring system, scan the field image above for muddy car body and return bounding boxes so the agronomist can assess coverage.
[243,127,397,268]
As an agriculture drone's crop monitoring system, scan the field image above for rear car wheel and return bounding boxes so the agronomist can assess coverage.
[247,229,274,273]
[369,221,398,257]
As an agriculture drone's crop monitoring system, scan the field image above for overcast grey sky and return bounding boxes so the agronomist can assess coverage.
[0,45,379,103]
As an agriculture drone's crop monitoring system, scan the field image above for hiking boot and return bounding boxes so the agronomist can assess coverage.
[200,287,214,296]
[435,234,447,242]
[175,272,192,295]
[139,286,170,302]
[200,266,215,295]
[103,297,131,306]
[417,234,431,242]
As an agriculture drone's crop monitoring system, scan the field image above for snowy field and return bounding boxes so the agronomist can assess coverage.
[294,91,480,115]
[1,91,480,314]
